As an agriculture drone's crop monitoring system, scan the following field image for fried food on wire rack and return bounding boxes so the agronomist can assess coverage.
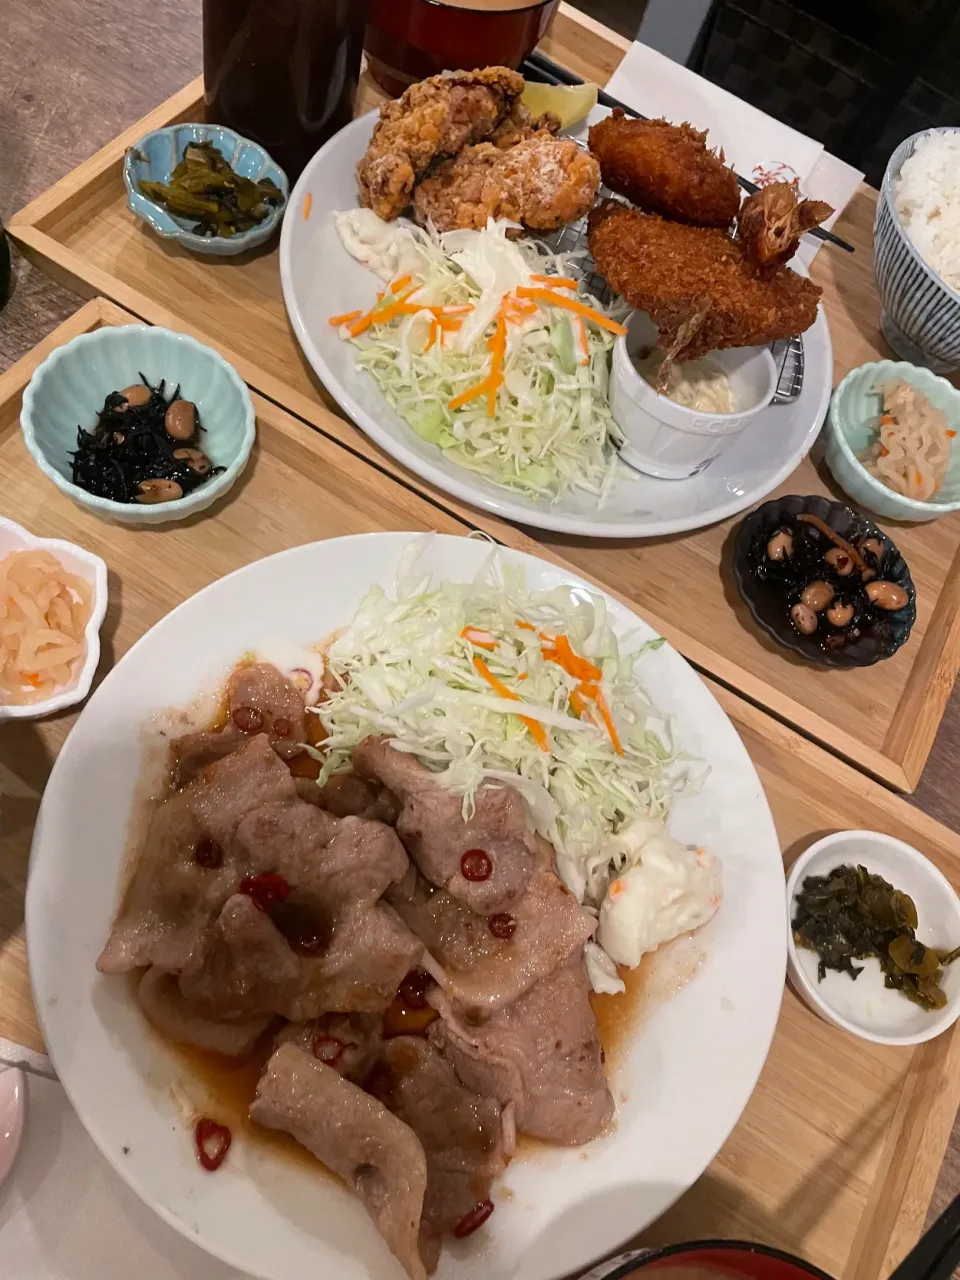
[587,108,742,229]
[357,67,525,220]
[737,180,834,269]
[413,133,601,233]
[488,101,561,149]
[587,200,822,361]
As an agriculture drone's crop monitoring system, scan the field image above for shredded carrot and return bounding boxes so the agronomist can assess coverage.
[569,687,588,717]
[547,634,602,684]
[349,287,420,336]
[948,430,957,439]
[329,309,362,327]
[449,377,493,410]
[485,311,508,416]
[515,620,536,632]
[575,316,589,366]
[531,274,577,288]
[390,274,412,293]
[302,192,313,220]
[515,287,628,335]
[461,626,496,650]
[473,655,549,750]
[423,318,439,352]
[516,672,528,682]
[878,444,889,456]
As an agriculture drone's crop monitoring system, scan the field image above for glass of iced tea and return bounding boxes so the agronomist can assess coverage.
[365,0,560,98]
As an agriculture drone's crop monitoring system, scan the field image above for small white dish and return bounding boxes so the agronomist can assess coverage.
[0,1066,26,1187]
[786,831,960,1046]
[610,313,779,480]
[0,516,108,722]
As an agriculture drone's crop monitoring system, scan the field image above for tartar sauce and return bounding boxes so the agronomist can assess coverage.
[633,347,733,413]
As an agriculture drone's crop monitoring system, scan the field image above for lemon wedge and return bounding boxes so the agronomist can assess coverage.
[521,80,599,130]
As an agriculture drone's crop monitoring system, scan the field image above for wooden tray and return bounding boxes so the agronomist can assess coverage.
[2,300,960,1279]
[9,22,960,798]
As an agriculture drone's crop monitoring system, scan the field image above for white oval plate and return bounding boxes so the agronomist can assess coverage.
[27,533,786,1280]
[280,108,832,538]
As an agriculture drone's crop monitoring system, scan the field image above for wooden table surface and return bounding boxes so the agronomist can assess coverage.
[2,0,960,1233]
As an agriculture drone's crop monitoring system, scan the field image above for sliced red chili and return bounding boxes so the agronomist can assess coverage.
[488,913,516,940]
[238,872,290,912]
[273,716,293,738]
[194,838,223,869]
[312,1034,345,1066]
[460,849,492,882]
[397,968,435,1010]
[453,1198,494,1238]
[195,1118,231,1171]
[232,705,264,733]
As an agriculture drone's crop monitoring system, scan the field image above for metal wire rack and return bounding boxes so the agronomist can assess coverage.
[542,190,805,405]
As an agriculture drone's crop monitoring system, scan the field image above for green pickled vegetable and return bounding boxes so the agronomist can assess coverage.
[137,141,283,239]
[792,862,957,1012]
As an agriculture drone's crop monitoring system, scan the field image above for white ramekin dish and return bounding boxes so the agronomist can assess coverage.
[0,516,108,721]
[610,313,778,480]
[786,831,960,1047]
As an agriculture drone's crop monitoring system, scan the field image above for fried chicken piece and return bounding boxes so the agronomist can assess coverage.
[413,133,600,233]
[588,108,742,229]
[737,181,833,269]
[587,199,822,360]
[488,102,561,150]
[357,67,525,220]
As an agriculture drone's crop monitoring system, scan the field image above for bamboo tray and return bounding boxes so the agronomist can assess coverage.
[2,300,960,1278]
[9,28,960,799]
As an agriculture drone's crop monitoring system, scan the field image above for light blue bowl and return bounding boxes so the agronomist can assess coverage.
[123,123,288,256]
[874,126,960,373]
[825,359,960,523]
[21,325,256,525]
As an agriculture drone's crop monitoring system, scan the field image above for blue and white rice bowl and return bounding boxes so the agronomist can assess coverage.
[874,126,960,374]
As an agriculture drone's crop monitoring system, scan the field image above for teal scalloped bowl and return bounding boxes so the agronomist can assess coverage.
[825,359,960,523]
[20,324,256,525]
[123,123,288,256]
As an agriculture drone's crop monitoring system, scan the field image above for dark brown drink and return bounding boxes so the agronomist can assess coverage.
[365,0,558,98]
[203,0,367,180]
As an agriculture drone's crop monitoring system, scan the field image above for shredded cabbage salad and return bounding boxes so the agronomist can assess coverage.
[332,210,629,505]
[311,539,700,915]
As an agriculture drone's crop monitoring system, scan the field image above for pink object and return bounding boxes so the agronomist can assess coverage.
[0,1066,25,1186]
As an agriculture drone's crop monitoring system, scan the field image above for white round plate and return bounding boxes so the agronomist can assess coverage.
[27,533,786,1280]
[280,108,833,538]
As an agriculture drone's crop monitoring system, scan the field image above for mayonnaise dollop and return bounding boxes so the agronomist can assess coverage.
[335,209,428,282]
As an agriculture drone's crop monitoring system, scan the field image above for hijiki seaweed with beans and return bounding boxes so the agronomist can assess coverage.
[71,377,223,505]
[746,512,910,651]
[793,863,959,1011]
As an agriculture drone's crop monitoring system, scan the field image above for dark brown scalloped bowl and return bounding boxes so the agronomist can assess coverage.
[732,494,917,668]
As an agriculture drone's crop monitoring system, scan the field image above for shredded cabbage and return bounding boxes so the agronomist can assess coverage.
[334,214,628,505]
[314,538,699,909]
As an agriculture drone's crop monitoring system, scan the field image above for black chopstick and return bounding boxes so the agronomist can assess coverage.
[522,50,855,254]
[887,1191,960,1280]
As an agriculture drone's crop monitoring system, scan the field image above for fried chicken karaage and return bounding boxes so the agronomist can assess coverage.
[588,200,821,361]
[413,134,601,233]
[357,67,524,220]
[588,108,742,229]
[737,181,833,269]
[488,102,561,150]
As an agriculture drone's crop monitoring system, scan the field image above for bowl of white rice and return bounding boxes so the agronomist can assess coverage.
[874,127,960,373]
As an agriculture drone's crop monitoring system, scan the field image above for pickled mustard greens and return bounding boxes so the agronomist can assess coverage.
[792,863,960,1011]
[138,141,283,238]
